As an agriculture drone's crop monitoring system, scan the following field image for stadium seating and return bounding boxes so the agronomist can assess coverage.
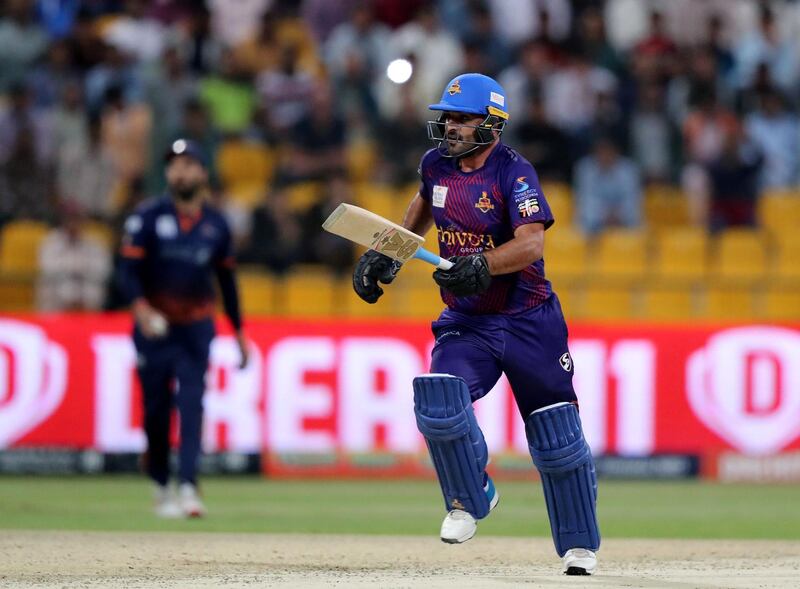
[641,285,696,320]
[589,229,649,285]
[650,228,708,283]
[758,190,800,236]
[644,185,690,228]
[0,221,50,275]
[709,229,768,285]
[579,284,636,320]
[281,266,336,317]
[217,141,275,207]
[237,270,275,316]
[541,182,573,225]
[704,285,757,320]
[544,226,588,284]
[771,235,800,284]
[763,286,800,320]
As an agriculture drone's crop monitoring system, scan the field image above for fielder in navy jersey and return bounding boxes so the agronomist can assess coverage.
[118,139,248,519]
[353,74,600,575]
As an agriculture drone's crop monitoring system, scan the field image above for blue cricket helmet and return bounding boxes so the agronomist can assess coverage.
[427,73,509,158]
[428,73,509,121]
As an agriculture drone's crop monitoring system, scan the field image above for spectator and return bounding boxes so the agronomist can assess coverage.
[26,38,79,109]
[0,127,55,223]
[300,172,355,274]
[630,82,680,183]
[514,93,570,182]
[36,201,112,311]
[377,81,425,185]
[51,81,89,162]
[384,6,464,120]
[100,84,152,186]
[199,48,257,134]
[239,187,302,274]
[0,0,49,91]
[499,41,552,122]
[487,0,571,48]
[461,3,511,75]
[84,43,143,114]
[102,0,168,62]
[705,129,762,231]
[280,83,346,183]
[234,9,320,77]
[733,4,798,93]
[255,43,316,132]
[207,0,273,47]
[574,136,641,234]
[0,83,54,166]
[57,115,117,220]
[142,42,199,179]
[545,49,617,134]
[573,5,625,76]
[323,3,390,124]
[744,89,798,190]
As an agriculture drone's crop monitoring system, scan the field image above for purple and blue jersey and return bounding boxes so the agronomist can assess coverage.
[419,143,554,315]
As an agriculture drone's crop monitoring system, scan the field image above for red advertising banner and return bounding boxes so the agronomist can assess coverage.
[1,315,799,458]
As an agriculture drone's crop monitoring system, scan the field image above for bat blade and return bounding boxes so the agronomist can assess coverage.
[322,203,425,264]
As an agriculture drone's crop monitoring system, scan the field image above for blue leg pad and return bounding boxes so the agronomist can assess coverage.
[413,374,491,519]
[526,402,600,556]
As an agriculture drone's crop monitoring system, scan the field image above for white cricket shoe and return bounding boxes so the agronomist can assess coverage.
[153,484,182,519]
[562,548,597,576]
[178,483,206,518]
[440,478,500,544]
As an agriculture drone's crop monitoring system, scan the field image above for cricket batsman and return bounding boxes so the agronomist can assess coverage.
[118,139,248,518]
[353,74,600,575]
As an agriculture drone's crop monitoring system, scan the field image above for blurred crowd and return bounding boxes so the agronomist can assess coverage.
[2,0,800,310]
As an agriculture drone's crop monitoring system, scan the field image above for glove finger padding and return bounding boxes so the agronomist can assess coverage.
[353,250,400,303]
[433,254,491,297]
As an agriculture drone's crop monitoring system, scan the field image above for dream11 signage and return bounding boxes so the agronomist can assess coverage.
[0,316,799,460]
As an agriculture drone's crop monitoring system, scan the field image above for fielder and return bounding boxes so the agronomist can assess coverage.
[118,139,248,518]
[353,74,600,575]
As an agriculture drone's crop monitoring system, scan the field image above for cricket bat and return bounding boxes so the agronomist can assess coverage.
[322,203,453,270]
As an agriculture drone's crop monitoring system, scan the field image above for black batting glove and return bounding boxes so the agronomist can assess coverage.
[432,254,491,297]
[353,250,402,303]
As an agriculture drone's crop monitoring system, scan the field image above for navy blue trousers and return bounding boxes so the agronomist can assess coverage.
[134,319,214,486]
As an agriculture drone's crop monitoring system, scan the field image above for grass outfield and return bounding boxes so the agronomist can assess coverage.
[0,476,795,539]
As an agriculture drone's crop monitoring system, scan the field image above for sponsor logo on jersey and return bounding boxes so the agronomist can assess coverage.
[447,79,461,95]
[517,198,540,217]
[559,352,572,372]
[474,191,495,213]
[155,215,178,238]
[437,228,496,249]
[513,176,529,193]
[432,185,448,208]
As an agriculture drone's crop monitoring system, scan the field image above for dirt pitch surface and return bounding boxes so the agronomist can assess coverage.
[1,531,798,588]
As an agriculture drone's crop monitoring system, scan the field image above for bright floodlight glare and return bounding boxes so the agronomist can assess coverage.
[387,59,413,84]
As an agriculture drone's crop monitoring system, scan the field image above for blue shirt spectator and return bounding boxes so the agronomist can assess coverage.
[744,90,799,190]
[574,137,642,234]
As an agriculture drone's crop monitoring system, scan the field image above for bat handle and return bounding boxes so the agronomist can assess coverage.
[413,247,453,270]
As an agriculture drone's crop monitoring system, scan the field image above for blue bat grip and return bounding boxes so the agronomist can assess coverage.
[413,247,453,270]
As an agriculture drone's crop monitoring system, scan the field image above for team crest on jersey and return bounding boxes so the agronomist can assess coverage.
[514,176,530,193]
[155,215,178,238]
[517,198,539,217]
[474,191,494,213]
[447,79,461,95]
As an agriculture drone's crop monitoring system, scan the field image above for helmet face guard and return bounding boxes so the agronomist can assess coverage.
[426,111,507,158]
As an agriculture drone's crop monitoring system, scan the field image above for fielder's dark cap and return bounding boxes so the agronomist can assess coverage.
[164,139,207,167]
